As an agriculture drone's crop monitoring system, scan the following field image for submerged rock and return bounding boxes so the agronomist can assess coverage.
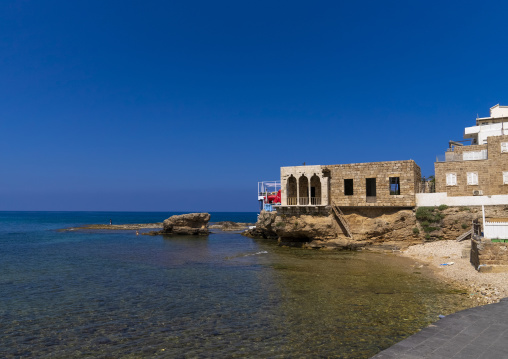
[160,213,210,236]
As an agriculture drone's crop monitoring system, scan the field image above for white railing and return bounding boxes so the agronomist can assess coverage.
[310,197,321,205]
[299,197,309,205]
[484,221,508,240]
[463,150,487,161]
[287,197,298,205]
[436,149,488,162]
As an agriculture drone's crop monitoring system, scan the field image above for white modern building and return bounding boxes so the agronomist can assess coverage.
[464,104,508,145]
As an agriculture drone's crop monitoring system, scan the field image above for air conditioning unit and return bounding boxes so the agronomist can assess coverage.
[473,190,483,196]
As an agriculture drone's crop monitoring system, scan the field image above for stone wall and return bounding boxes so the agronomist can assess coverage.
[327,160,420,207]
[277,205,331,217]
[435,134,508,196]
[471,238,508,273]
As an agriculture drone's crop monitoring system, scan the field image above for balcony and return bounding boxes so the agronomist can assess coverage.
[436,149,487,162]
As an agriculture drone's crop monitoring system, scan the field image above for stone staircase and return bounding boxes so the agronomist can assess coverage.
[331,203,353,239]
[456,228,473,242]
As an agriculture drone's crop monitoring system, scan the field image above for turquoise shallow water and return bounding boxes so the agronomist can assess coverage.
[0,212,472,358]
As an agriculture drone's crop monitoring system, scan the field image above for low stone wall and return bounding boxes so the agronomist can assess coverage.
[471,238,508,272]
[276,205,332,217]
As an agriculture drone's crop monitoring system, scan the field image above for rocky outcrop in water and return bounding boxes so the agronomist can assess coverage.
[160,213,210,235]
[243,211,278,239]
[208,221,254,231]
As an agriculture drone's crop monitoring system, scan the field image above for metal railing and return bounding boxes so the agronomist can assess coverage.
[420,180,436,193]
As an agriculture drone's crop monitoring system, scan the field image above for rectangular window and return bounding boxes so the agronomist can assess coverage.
[467,172,478,185]
[504,172,508,185]
[502,142,508,153]
[344,179,354,196]
[446,173,457,186]
[366,178,376,196]
[389,177,400,195]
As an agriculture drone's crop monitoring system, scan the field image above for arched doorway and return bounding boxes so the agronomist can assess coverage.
[310,175,321,205]
[287,175,297,205]
[299,175,309,205]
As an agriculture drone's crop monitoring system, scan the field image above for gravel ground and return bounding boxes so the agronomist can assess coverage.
[399,240,508,305]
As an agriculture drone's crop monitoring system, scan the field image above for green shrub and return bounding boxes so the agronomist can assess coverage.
[461,223,469,229]
[416,207,444,222]
[438,204,449,211]
[412,227,420,235]
[425,234,431,240]
[275,221,285,227]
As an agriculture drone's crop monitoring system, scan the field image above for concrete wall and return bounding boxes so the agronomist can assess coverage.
[416,193,508,207]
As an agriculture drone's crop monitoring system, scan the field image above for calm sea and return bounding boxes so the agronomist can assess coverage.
[1,211,472,358]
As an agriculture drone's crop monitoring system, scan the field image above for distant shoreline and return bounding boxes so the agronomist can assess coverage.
[58,223,163,231]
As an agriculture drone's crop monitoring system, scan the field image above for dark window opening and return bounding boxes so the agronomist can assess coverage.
[389,177,400,195]
[311,187,316,198]
[366,178,376,197]
[344,179,354,195]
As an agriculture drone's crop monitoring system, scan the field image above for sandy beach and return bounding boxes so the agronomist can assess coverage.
[398,240,508,305]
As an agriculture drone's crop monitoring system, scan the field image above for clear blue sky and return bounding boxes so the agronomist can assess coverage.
[1,0,507,211]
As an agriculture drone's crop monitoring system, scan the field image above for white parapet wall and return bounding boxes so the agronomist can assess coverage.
[484,221,508,240]
[416,193,508,207]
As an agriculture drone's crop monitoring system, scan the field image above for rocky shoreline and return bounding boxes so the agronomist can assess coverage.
[243,205,508,249]
[243,205,508,306]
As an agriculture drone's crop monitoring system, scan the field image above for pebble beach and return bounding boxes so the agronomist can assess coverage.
[399,240,508,305]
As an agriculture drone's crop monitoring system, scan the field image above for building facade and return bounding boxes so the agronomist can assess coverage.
[280,160,421,208]
[435,105,508,197]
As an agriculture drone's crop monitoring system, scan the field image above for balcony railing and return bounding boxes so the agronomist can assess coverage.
[287,197,298,205]
[436,149,487,162]
[299,197,309,205]
[286,197,323,205]
[311,197,321,205]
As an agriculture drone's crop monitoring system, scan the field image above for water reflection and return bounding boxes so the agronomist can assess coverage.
[1,229,474,358]
[251,241,473,358]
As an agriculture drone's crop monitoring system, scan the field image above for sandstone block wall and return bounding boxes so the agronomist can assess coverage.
[327,160,420,207]
[435,135,508,196]
[471,238,508,272]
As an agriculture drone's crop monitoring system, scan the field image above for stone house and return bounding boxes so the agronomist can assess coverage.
[435,104,508,197]
[280,160,421,208]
